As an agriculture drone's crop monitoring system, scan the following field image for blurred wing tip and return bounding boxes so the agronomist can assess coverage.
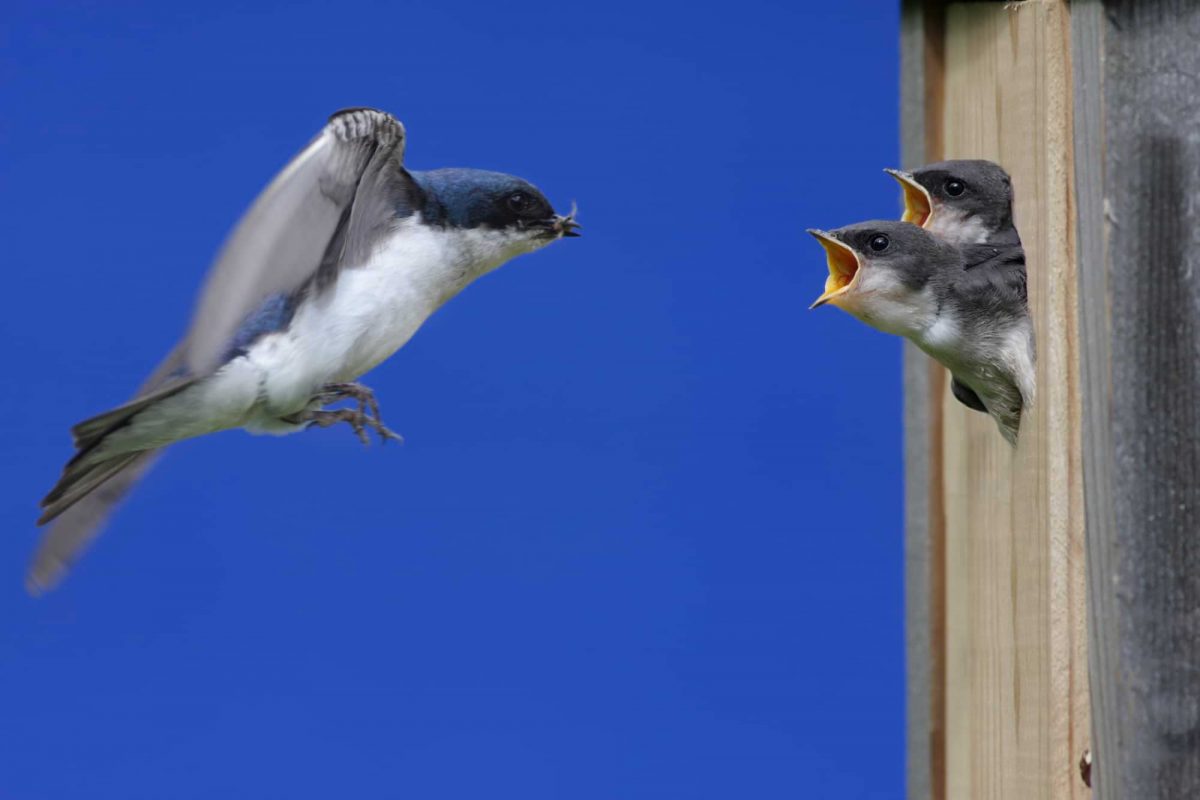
[25,560,64,597]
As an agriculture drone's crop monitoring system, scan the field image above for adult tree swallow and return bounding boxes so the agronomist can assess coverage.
[31,107,579,593]
[883,159,1034,434]
[808,220,1032,446]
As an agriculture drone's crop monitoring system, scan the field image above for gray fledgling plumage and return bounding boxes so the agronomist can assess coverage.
[31,108,579,593]
[884,159,1034,435]
[808,220,1034,446]
[887,159,1019,247]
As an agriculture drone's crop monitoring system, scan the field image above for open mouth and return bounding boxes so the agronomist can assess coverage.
[885,169,932,228]
[807,229,861,308]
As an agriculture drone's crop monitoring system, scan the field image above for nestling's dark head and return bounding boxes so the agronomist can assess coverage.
[807,220,959,338]
[885,160,1014,245]
[412,168,580,243]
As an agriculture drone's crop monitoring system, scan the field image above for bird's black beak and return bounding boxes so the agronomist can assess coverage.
[885,168,933,228]
[807,229,862,309]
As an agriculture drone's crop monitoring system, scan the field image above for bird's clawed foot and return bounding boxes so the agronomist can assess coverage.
[286,382,403,446]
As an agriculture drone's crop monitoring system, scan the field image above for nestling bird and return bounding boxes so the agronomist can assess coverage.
[808,220,1032,446]
[884,159,1020,248]
[882,159,1034,434]
[31,108,579,593]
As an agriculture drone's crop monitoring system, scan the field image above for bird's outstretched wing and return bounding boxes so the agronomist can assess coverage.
[28,452,158,594]
[55,108,424,456]
[184,107,423,375]
[30,108,424,592]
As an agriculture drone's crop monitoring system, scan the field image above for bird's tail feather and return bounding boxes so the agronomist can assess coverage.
[39,452,143,524]
[31,345,190,594]
[69,378,194,453]
[28,450,161,595]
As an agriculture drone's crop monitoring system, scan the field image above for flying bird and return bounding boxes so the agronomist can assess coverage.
[882,159,1034,435]
[808,220,1032,446]
[30,107,579,593]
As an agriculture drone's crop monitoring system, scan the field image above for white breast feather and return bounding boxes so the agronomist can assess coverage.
[927,208,990,245]
[242,218,537,428]
[1002,322,1037,406]
[92,217,543,453]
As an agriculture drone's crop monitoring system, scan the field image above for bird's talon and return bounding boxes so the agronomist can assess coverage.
[376,427,404,445]
[296,382,403,447]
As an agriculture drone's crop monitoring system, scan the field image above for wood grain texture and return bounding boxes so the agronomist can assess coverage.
[936,2,1090,797]
[1091,1,1200,796]
[1068,3,1113,797]
[900,3,947,798]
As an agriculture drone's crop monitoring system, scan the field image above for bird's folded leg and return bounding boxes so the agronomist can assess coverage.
[285,408,405,446]
[288,408,372,445]
[316,382,383,420]
[286,382,404,445]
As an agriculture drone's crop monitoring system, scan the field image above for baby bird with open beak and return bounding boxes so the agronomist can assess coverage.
[882,159,1034,435]
[808,220,1033,445]
[885,159,1020,247]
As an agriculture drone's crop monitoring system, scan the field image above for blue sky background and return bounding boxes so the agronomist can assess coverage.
[0,1,904,797]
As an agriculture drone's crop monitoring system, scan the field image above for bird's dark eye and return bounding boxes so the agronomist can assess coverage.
[506,192,533,214]
[869,234,890,252]
[945,179,966,197]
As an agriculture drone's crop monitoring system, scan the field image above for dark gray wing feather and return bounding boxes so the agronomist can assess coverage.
[950,377,989,413]
[183,108,421,375]
[957,240,1027,308]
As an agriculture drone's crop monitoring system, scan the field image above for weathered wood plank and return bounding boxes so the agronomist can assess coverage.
[900,3,946,799]
[1068,3,1112,796]
[1091,1,1200,796]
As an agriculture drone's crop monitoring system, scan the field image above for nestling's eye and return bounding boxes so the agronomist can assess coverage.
[506,192,533,214]
[945,179,966,197]
[869,234,890,252]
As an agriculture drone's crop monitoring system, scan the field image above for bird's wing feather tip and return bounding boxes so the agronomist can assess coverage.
[25,568,58,597]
